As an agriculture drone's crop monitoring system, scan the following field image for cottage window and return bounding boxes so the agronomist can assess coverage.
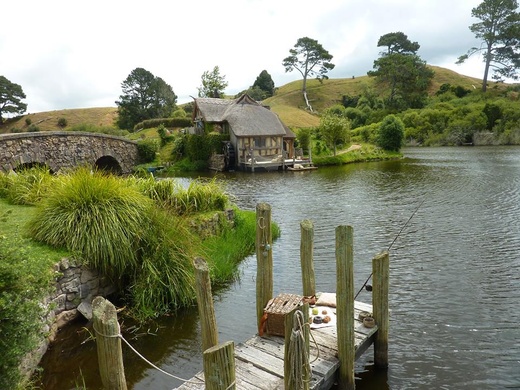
[254,137,266,148]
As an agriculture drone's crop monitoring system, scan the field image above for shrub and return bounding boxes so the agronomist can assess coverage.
[27,124,40,132]
[25,118,32,126]
[172,108,187,118]
[377,115,404,151]
[296,128,312,154]
[137,139,159,163]
[157,124,174,146]
[57,117,68,128]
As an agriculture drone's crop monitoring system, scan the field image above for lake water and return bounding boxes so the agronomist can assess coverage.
[38,146,520,389]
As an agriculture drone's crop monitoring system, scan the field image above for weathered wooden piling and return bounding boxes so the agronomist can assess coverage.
[256,202,273,330]
[203,341,236,390]
[372,251,390,368]
[193,257,218,352]
[335,226,355,390]
[300,219,316,298]
[92,296,127,390]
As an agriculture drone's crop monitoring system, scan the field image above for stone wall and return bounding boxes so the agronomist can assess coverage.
[20,258,115,380]
[0,131,139,174]
[208,153,226,171]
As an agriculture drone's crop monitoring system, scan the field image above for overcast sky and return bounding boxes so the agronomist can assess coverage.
[2,0,488,114]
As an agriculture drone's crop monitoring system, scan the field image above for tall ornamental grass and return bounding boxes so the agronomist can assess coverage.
[130,176,229,215]
[2,167,53,205]
[129,208,197,319]
[27,168,197,318]
[28,168,151,279]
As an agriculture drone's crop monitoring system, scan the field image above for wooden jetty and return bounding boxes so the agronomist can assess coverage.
[176,300,378,390]
[176,203,389,390]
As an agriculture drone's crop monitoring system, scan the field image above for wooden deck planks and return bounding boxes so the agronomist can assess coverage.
[174,301,376,390]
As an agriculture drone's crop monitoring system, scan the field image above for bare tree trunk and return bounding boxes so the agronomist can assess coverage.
[482,43,493,93]
[302,76,313,112]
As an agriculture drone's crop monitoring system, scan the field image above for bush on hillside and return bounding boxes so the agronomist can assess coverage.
[137,139,159,163]
[57,117,68,128]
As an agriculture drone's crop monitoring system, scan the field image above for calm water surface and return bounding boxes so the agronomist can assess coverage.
[39,146,520,389]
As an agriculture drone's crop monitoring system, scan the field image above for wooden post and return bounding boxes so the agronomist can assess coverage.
[372,251,389,368]
[203,341,235,390]
[284,304,310,390]
[256,203,273,331]
[335,226,355,390]
[300,219,316,298]
[193,257,218,352]
[92,296,127,390]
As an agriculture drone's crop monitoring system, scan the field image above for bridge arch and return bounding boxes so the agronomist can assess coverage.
[0,131,140,174]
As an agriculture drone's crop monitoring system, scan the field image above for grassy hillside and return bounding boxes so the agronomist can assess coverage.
[0,66,505,134]
[0,107,118,134]
[264,66,489,128]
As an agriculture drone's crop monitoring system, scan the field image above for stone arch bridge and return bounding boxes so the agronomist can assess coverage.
[0,131,140,174]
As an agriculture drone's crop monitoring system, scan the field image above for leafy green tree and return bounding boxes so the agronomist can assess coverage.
[377,115,404,151]
[252,70,275,98]
[368,32,434,111]
[115,68,177,130]
[317,113,350,155]
[457,0,520,92]
[0,76,27,124]
[198,66,228,98]
[296,127,312,153]
[235,86,267,101]
[282,37,335,111]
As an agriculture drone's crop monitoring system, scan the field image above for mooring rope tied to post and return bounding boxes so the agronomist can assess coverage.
[93,324,205,385]
[287,310,322,389]
[354,199,425,300]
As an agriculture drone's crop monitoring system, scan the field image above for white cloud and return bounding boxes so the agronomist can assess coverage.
[1,0,494,113]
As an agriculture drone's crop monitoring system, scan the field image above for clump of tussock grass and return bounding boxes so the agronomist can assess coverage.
[27,167,198,318]
[2,167,53,205]
[28,168,151,278]
[130,176,229,215]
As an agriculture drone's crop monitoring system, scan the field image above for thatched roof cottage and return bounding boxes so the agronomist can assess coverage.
[192,94,296,171]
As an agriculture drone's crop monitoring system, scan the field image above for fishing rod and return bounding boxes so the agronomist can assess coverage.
[353,198,425,300]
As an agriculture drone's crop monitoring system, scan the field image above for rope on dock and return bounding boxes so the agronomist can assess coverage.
[287,310,312,389]
[93,324,205,385]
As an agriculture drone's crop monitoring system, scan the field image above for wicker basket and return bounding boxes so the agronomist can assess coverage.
[264,293,303,336]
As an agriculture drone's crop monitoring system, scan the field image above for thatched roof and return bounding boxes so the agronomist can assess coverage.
[194,94,288,137]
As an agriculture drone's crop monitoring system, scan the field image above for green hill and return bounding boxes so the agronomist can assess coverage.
[264,65,490,128]
[0,66,503,133]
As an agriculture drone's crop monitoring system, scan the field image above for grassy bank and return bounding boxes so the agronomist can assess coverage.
[0,168,277,389]
[0,200,67,389]
[312,143,401,166]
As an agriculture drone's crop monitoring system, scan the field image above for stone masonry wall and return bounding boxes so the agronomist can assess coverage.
[20,258,115,380]
[0,131,139,174]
